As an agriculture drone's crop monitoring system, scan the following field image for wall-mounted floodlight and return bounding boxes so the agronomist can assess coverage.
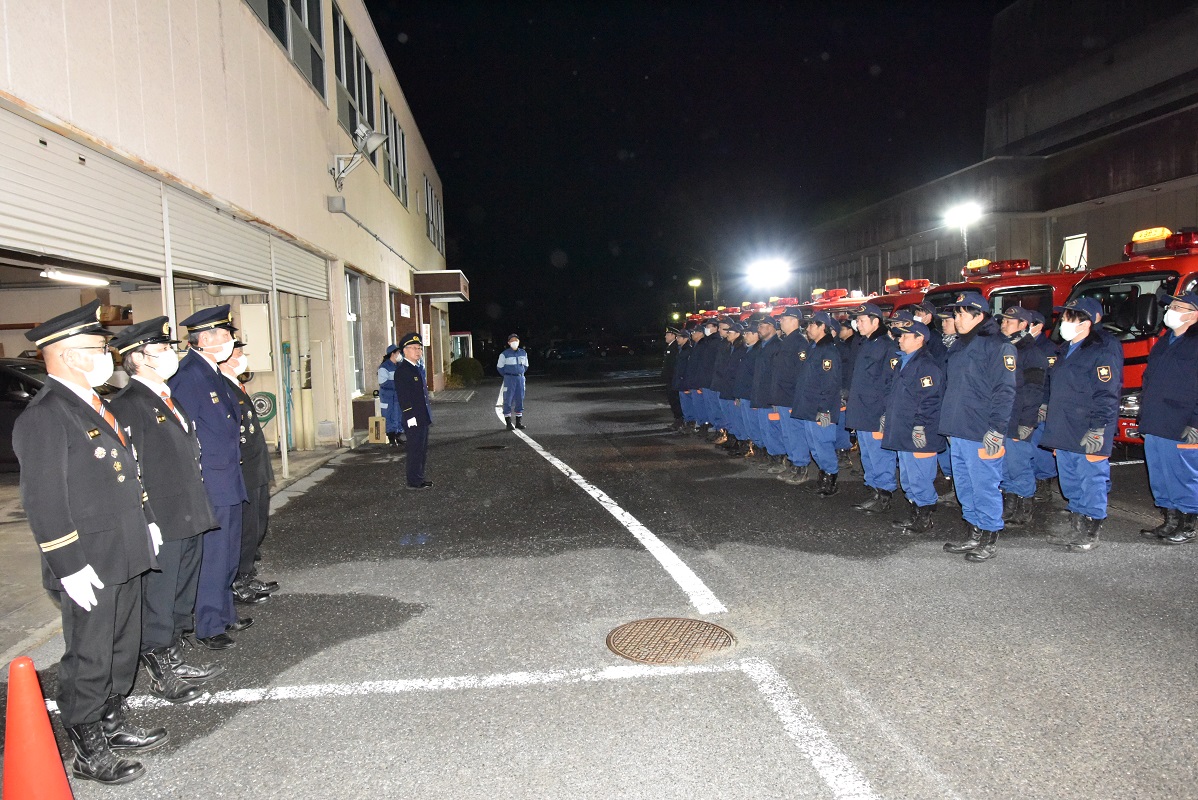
[40,268,110,287]
[746,257,791,289]
[944,202,983,259]
[330,124,389,191]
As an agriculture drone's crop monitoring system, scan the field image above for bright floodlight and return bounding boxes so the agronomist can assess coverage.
[746,258,790,288]
[687,278,702,288]
[944,202,983,229]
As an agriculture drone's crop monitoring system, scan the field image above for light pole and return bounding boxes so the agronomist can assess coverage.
[944,202,983,260]
[692,256,718,305]
[687,278,702,312]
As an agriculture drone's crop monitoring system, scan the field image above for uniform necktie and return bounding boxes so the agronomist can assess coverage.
[160,391,188,431]
[92,394,127,446]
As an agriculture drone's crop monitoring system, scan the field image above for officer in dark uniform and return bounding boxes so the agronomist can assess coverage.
[378,343,403,445]
[1140,291,1198,544]
[706,317,734,444]
[730,323,762,457]
[911,301,947,366]
[712,321,746,449]
[939,291,1017,562]
[845,303,897,512]
[13,301,165,785]
[671,325,696,433]
[678,325,705,433]
[1041,297,1122,552]
[1027,310,1060,495]
[768,307,806,478]
[882,318,946,533]
[790,311,843,497]
[689,318,721,436]
[834,314,857,462]
[751,315,785,468]
[662,327,684,429]
[395,332,434,488]
[996,306,1049,527]
[169,305,249,649]
[109,318,222,706]
[219,341,278,603]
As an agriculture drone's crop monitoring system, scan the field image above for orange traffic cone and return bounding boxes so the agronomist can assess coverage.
[3,656,73,799]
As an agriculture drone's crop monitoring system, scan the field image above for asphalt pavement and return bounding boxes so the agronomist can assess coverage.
[2,366,1196,799]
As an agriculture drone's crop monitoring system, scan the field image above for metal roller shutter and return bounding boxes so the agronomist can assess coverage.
[165,187,272,290]
[272,238,329,300]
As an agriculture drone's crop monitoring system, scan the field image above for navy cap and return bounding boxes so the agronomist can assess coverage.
[726,321,745,333]
[890,318,930,339]
[915,300,937,316]
[399,332,423,348]
[1167,291,1198,308]
[848,302,884,319]
[665,326,682,335]
[780,306,803,320]
[179,304,238,334]
[688,324,705,335]
[1056,296,1102,321]
[808,311,837,330]
[946,291,989,313]
[385,343,402,356]
[998,306,1035,324]
[1026,309,1046,327]
[507,333,521,342]
[757,315,780,328]
[110,316,179,355]
[26,300,115,348]
[892,308,915,322]
[934,307,954,319]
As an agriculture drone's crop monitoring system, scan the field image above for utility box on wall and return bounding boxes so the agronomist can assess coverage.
[239,303,273,372]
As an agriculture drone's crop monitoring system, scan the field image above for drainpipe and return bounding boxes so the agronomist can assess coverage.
[297,295,315,450]
[286,293,300,450]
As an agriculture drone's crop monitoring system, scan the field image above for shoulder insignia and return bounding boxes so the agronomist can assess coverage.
[822,359,832,371]
[799,351,807,361]
[920,375,934,388]
[1003,354,1016,371]
[86,428,101,439]
[1097,365,1112,382]
[1047,356,1057,367]
[889,357,900,368]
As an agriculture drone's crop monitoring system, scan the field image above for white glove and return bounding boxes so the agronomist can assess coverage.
[406,417,417,428]
[148,522,162,556]
[61,565,104,612]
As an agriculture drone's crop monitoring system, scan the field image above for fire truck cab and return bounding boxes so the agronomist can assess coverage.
[871,278,933,318]
[923,259,1086,323]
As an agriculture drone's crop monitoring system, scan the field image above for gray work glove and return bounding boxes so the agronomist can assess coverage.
[912,425,927,449]
[1017,425,1034,441]
[816,411,832,427]
[878,415,886,435]
[982,429,1004,457]
[1037,404,1048,424]
[1183,426,1198,445]
[1081,428,1104,454]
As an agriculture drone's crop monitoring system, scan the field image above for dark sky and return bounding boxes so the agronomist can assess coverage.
[366,0,1005,343]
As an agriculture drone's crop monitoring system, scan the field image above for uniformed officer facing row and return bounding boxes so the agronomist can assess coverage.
[395,332,434,489]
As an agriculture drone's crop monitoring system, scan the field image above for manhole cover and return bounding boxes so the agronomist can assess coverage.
[606,618,735,664]
[476,445,509,451]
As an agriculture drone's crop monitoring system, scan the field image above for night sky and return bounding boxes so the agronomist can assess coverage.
[366,1,1005,344]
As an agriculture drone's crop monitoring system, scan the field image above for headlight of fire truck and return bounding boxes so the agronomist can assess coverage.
[1118,390,1141,419]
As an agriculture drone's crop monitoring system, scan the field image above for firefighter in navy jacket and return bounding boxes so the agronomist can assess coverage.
[770,307,812,484]
[1139,291,1198,544]
[751,315,785,466]
[13,301,163,785]
[882,319,946,533]
[939,291,1017,562]
[169,305,248,650]
[396,332,434,489]
[790,311,843,497]
[731,325,762,457]
[378,343,403,445]
[677,325,704,431]
[1028,310,1061,489]
[1041,297,1123,552]
[662,327,684,429]
[498,333,529,430]
[845,303,897,513]
[996,306,1049,527]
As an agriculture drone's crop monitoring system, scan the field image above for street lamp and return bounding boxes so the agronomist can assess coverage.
[670,311,681,321]
[944,202,983,260]
[746,258,791,290]
[687,278,702,311]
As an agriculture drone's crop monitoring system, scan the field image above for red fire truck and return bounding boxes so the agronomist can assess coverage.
[923,259,1086,321]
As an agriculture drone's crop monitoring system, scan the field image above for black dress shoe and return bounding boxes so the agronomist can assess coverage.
[249,578,279,594]
[195,633,236,650]
[407,480,434,490]
[226,617,254,632]
[233,584,270,605]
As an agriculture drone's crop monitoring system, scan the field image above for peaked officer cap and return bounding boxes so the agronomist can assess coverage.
[1166,291,1198,309]
[998,306,1036,324]
[399,332,423,348]
[179,304,238,333]
[890,318,929,339]
[109,316,180,354]
[26,300,114,347]
[946,291,989,313]
[1055,296,1102,321]
[847,302,884,319]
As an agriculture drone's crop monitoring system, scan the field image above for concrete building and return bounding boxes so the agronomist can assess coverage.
[795,0,1198,302]
[0,0,467,470]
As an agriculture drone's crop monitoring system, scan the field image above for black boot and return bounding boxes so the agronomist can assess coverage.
[68,721,146,785]
[505,416,514,431]
[1004,495,1032,527]
[1046,512,1081,546]
[711,429,728,445]
[1001,493,1015,523]
[782,464,811,485]
[964,529,999,561]
[1066,516,1103,552]
[1141,508,1182,540]
[908,503,936,533]
[233,576,269,605]
[721,435,740,451]
[767,455,790,474]
[167,637,225,683]
[514,417,525,429]
[741,441,756,459]
[101,694,168,753]
[816,471,839,498]
[141,648,203,704]
[856,488,892,513]
[944,522,982,553]
[891,500,917,530]
[1160,512,1197,545]
[757,452,776,470]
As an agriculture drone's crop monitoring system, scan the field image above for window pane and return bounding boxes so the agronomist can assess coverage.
[332,6,343,82]
[342,25,356,95]
[309,46,325,95]
[307,0,322,40]
[291,0,303,15]
[268,0,289,46]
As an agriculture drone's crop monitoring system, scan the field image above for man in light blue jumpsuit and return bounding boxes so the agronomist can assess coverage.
[378,343,403,446]
[497,334,528,431]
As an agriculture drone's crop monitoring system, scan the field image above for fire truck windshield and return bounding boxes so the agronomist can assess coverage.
[1068,271,1177,342]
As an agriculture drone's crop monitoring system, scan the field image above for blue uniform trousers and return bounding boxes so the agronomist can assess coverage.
[195,503,242,639]
[948,436,1005,532]
[502,375,525,416]
[1056,451,1110,519]
[859,432,897,491]
[697,389,716,424]
[758,407,785,456]
[719,398,739,438]
[780,411,811,466]
[1001,437,1037,498]
[1144,434,1198,514]
[835,408,851,450]
[937,444,952,478]
[1030,422,1057,479]
[739,402,761,444]
[802,419,839,474]
[406,422,429,487]
[679,391,696,422]
[706,390,724,429]
[898,451,939,507]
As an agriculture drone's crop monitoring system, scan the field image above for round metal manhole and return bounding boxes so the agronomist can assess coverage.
[476,445,509,450]
[606,617,735,664]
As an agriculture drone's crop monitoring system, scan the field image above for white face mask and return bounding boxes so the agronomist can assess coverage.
[151,349,179,380]
[227,355,249,375]
[850,319,859,332]
[77,349,114,387]
[205,339,235,363]
[1059,321,1081,341]
[1164,308,1191,331]
[509,341,519,350]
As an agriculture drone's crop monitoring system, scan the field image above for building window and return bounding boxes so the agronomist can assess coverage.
[332,4,375,140]
[244,0,325,97]
[1059,233,1088,272]
[381,96,409,206]
[424,176,444,255]
[345,271,365,396]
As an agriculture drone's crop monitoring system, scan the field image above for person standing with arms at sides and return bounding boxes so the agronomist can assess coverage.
[109,318,222,706]
[712,321,746,450]
[397,332,434,488]
[498,333,528,430]
[673,324,699,434]
[730,323,762,458]
[378,343,403,446]
[1026,309,1060,497]
[14,301,165,785]
[1139,291,1198,545]
[791,311,843,497]
[845,303,897,513]
[662,327,684,430]
[996,306,1048,528]
[169,305,248,650]
[934,308,958,502]
[769,307,807,479]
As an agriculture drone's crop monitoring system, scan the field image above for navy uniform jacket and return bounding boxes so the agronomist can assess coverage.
[712,341,744,397]
[661,342,679,384]
[688,334,719,389]
[938,317,1017,441]
[767,331,807,407]
[881,347,946,453]
[13,379,157,590]
[710,338,731,390]
[749,334,780,408]
[1007,334,1049,437]
[790,337,841,421]
[845,330,895,431]
[109,380,217,542]
[395,358,432,427]
[1041,329,1123,456]
[1140,325,1198,439]
[924,330,948,371]
[1035,333,1061,399]
[169,349,248,507]
[731,342,760,401]
[837,333,859,393]
[677,340,702,390]
[227,376,274,490]
[671,341,693,391]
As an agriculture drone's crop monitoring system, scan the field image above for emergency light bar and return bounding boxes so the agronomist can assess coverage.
[961,258,992,278]
[821,288,848,300]
[1123,226,1198,259]
[988,259,1030,273]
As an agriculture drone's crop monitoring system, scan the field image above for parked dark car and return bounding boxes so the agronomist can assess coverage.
[544,340,595,360]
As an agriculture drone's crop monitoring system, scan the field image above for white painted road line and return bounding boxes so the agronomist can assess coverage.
[47,657,877,799]
[1110,459,1145,466]
[494,391,727,614]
